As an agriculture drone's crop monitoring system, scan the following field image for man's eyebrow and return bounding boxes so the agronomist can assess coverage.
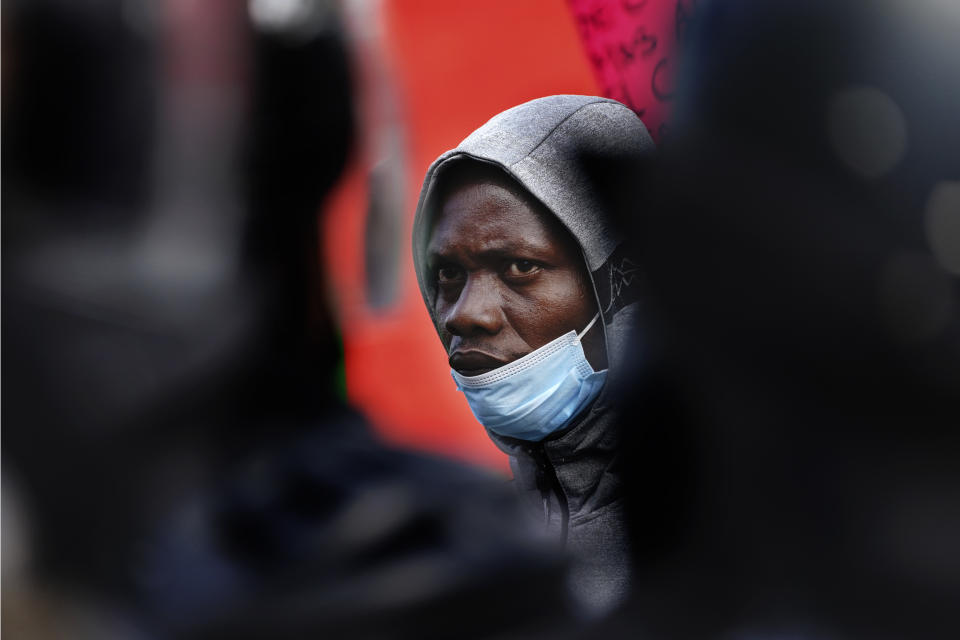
[475,244,553,259]
[428,234,555,256]
[426,243,557,272]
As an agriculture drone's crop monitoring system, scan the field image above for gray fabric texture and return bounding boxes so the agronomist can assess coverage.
[411,95,654,617]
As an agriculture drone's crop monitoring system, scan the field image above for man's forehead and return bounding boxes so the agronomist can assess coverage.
[439,179,530,218]
[430,182,553,245]
[426,182,586,270]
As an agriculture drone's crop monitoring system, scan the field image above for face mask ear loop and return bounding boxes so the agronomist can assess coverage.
[575,312,601,343]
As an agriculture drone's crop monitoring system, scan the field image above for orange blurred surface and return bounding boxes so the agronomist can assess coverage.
[323,1,599,470]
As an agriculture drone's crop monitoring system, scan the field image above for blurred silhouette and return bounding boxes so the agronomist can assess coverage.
[609,0,960,637]
[2,1,568,638]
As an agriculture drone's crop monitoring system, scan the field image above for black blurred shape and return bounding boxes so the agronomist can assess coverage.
[2,2,570,638]
[3,1,156,211]
[614,0,960,637]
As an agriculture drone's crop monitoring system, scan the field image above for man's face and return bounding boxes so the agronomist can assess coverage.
[427,179,605,376]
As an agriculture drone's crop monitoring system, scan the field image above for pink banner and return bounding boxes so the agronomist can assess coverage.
[569,0,697,142]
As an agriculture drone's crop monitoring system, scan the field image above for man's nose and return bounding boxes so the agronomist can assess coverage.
[443,274,504,337]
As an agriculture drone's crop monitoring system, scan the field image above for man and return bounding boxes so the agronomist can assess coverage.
[412,95,655,616]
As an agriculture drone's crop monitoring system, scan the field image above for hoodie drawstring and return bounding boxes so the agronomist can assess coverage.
[528,444,569,546]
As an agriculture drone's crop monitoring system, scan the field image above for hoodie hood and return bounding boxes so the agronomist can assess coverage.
[412,95,654,385]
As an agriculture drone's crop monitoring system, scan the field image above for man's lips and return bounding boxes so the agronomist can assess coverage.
[449,350,509,376]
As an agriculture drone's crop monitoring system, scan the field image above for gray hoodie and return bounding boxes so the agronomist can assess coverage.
[412,95,654,616]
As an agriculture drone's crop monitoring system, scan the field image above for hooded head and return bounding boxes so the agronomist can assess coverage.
[413,95,654,383]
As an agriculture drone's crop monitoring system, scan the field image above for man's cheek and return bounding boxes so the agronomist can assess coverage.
[432,310,450,345]
[437,327,454,352]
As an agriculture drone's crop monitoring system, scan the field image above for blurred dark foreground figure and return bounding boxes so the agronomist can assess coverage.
[2,2,569,638]
[609,0,960,637]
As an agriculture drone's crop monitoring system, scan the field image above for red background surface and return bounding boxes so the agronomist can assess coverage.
[323,1,678,470]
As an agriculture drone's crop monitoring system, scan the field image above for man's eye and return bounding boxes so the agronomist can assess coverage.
[437,266,464,284]
[504,260,541,278]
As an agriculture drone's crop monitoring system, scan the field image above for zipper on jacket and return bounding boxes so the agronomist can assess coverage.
[526,444,569,546]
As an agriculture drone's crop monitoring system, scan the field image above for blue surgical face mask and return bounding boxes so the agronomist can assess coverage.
[451,313,608,442]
